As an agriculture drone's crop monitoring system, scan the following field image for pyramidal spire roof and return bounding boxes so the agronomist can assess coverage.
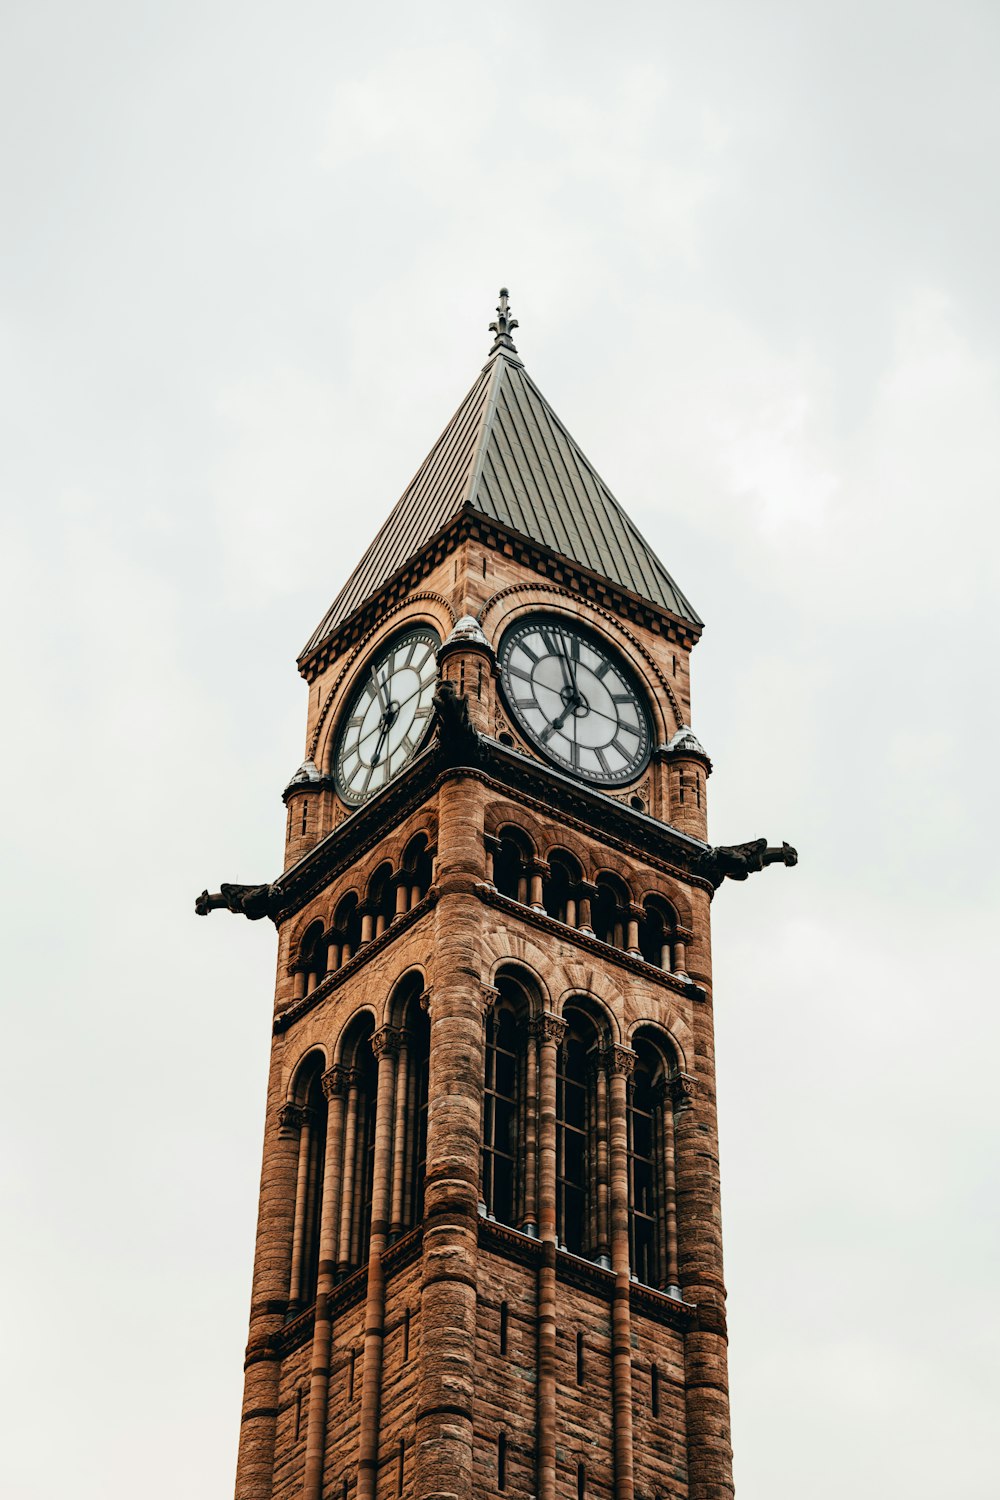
[301,290,700,663]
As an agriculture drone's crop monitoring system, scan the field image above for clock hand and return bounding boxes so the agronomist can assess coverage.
[540,692,583,742]
[372,665,392,716]
[371,719,390,766]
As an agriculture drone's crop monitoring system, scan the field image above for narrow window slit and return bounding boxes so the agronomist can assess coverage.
[500,1300,509,1355]
[396,1438,405,1495]
[498,1431,507,1491]
[576,1330,584,1386]
[403,1307,411,1361]
[652,1362,660,1417]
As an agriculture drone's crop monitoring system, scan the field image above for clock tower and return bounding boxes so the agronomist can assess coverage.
[200,290,796,1500]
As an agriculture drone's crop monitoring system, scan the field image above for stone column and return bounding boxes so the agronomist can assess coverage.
[286,1105,314,1311]
[356,1026,400,1500]
[393,873,410,921]
[536,1012,566,1500]
[577,881,597,936]
[626,904,643,957]
[412,773,488,1500]
[234,1060,301,1500]
[336,1071,361,1276]
[301,1067,348,1500]
[528,858,548,912]
[595,1061,611,1266]
[520,1018,540,1236]
[389,1032,411,1240]
[661,1083,681,1300]
[608,1045,637,1500]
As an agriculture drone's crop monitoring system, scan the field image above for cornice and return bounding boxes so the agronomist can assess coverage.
[299,511,702,681]
[476,886,702,1000]
[268,735,714,927]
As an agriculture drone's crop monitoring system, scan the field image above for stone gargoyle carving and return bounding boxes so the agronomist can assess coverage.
[194,882,280,920]
[695,838,798,890]
[432,680,479,760]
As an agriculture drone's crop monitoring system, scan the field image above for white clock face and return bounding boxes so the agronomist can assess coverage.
[334,628,439,805]
[498,616,651,786]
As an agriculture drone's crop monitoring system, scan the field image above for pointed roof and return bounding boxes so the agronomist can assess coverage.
[301,293,700,663]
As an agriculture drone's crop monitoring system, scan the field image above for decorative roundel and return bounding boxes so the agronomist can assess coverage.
[334,627,440,805]
[498,614,652,786]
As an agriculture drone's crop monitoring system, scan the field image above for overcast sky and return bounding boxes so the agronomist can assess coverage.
[2,3,998,1496]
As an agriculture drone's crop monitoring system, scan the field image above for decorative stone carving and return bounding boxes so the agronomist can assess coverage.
[321,1065,350,1100]
[607,1045,637,1078]
[370,1025,403,1059]
[670,1071,698,1108]
[432,680,479,760]
[277,1101,305,1135]
[695,838,798,889]
[480,984,500,1016]
[195,882,280,920]
[537,1013,567,1046]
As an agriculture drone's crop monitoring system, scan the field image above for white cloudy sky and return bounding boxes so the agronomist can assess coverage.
[2,3,998,1496]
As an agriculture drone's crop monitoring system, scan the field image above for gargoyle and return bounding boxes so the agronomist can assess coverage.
[695,838,798,890]
[194,882,280,920]
[432,680,479,760]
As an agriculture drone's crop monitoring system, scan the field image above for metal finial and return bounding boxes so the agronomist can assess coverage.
[488,287,519,354]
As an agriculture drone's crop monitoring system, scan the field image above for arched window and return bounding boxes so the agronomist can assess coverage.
[480,971,538,1233]
[364,862,395,942]
[337,1016,378,1275]
[628,1033,681,1295]
[389,977,431,1236]
[298,920,327,994]
[286,1052,328,1313]
[331,892,362,969]
[402,833,434,909]
[492,828,533,903]
[556,1004,609,1259]
[543,849,583,926]
[638,896,678,972]
[591,874,630,950]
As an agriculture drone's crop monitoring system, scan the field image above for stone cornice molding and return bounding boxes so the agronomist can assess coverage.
[300,512,700,685]
[268,746,713,925]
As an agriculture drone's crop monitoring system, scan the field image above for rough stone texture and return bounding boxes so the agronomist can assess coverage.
[232,536,736,1500]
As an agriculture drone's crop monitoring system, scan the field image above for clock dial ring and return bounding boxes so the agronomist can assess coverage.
[334,627,440,806]
[498,615,652,786]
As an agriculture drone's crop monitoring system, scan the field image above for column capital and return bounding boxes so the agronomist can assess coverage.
[537,1011,567,1046]
[277,1101,305,1135]
[371,1025,403,1059]
[321,1064,350,1100]
[481,983,501,1015]
[606,1044,637,1078]
[670,1070,698,1108]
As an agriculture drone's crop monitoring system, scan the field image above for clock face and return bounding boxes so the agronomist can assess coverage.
[498,616,651,786]
[334,628,439,805]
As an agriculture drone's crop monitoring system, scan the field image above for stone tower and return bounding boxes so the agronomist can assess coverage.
[199,290,795,1500]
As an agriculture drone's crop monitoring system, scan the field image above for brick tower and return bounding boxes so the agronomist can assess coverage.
[199,290,796,1500]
